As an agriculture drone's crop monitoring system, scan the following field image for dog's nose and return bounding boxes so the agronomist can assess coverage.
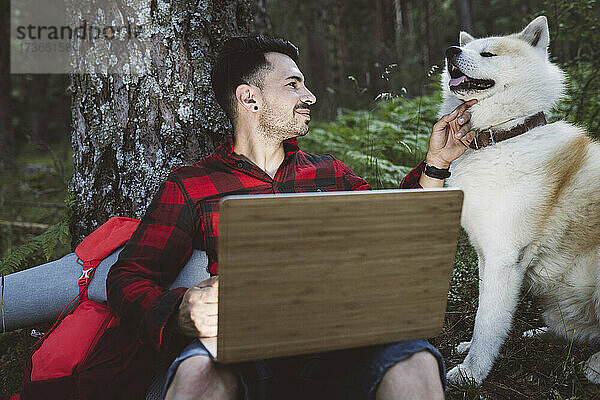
[445,46,462,60]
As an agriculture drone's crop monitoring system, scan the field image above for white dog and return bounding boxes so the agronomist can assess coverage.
[441,16,600,385]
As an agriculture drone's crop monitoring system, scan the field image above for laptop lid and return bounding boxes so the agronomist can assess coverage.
[205,188,463,363]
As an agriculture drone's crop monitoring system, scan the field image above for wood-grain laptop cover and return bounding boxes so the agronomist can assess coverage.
[206,189,463,363]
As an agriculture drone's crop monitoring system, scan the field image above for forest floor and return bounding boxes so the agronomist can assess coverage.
[1,146,600,399]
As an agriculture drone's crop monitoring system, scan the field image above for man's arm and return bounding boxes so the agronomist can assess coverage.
[107,171,200,352]
[399,161,426,189]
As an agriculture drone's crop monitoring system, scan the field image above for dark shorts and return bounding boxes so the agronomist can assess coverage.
[162,339,446,400]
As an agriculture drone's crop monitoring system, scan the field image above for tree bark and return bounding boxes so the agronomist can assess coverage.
[0,0,15,172]
[67,0,254,246]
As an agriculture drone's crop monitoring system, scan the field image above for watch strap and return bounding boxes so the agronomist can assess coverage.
[423,163,451,180]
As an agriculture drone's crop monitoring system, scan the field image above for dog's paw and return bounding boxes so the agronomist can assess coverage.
[584,352,600,384]
[447,364,482,385]
[455,341,471,354]
[521,326,549,339]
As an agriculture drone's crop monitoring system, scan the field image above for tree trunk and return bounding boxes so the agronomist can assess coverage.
[275,0,291,39]
[29,75,49,147]
[333,0,348,90]
[0,0,14,172]
[520,1,530,18]
[457,0,473,34]
[67,0,254,246]
[380,0,396,48]
[421,0,432,67]
[393,0,408,60]
[373,0,397,96]
[302,2,332,119]
[55,74,71,158]
[252,0,272,34]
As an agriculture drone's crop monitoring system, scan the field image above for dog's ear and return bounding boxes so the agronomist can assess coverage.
[518,16,550,50]
[459,31,475,46]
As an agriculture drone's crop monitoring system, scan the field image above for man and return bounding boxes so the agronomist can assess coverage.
[107,36,476,400]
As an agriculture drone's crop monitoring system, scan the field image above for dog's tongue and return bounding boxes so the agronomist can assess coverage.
[449,75,467,87]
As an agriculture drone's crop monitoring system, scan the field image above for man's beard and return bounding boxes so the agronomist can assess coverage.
[258,101,309,141]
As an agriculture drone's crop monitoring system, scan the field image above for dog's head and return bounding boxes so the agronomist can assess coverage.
[441,16,565,124]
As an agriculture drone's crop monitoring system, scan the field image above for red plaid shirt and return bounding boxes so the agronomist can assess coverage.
[107,135,425,352]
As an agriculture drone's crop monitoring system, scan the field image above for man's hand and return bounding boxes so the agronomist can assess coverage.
[425,99,477,169]
[176,276,219,338]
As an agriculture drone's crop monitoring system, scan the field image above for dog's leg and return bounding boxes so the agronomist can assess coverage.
[447,251,526,385]
[521,326,550,340]
[455,340,471,354]
[584,351,600,384]
[453,253,484,357]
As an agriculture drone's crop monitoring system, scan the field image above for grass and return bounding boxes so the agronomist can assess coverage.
[0,326,47,396]
[1,141,600,399]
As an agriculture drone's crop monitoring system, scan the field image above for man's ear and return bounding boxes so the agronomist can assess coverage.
[235,84,259,113]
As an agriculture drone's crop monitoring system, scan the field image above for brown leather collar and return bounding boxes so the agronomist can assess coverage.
[470,112,547,150]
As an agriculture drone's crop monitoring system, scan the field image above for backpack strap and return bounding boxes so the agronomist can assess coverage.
[74,216,140,301]
[77,259,102,301]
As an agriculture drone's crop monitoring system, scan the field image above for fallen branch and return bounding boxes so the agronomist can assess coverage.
[5,201,65,209]
[0,220,50,231]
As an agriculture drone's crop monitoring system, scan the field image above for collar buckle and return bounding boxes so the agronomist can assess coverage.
[472,133,480,149]
[488,129,496,145]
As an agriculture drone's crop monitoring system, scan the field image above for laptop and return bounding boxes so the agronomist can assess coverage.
[202,188,463,363]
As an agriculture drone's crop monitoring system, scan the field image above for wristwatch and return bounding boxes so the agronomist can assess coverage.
[423,163,451,180]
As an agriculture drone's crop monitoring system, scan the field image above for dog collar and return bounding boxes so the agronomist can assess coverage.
[470,112,547,150]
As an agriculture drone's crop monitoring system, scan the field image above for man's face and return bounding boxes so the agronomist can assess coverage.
[257,52,317,140]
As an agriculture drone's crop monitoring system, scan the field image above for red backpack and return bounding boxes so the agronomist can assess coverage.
[15,217,156,400]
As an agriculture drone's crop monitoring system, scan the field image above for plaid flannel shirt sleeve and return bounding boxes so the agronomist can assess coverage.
[336,159,372,191]
[400,160,425,189]
[107,171,200,352]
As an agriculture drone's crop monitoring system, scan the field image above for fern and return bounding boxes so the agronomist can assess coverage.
[0,220,70,276]
[300,91,441,189]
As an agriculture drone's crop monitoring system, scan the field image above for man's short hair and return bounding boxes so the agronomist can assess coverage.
[211,36,299,123]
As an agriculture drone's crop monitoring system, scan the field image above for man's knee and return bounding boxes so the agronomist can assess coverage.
[394,349,440,373]
[165,355,240,400]
[376,350,444,400]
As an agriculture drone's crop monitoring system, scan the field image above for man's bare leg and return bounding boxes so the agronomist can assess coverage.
[164,356,240,400]
[375,350,444,400]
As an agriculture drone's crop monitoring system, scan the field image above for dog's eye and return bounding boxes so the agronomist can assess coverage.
[480,52,496,57]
